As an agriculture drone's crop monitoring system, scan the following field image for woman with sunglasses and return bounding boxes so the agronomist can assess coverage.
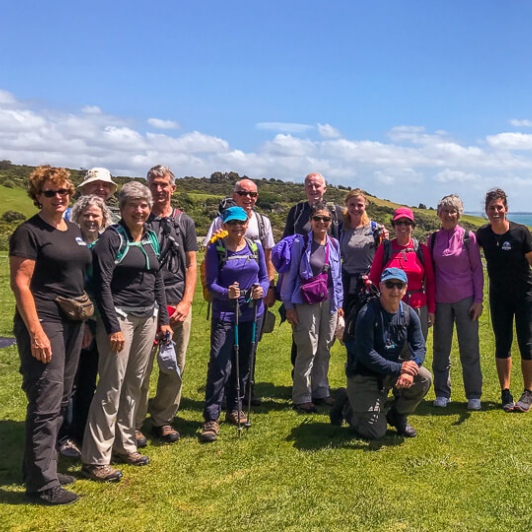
[200,206,269,442]
[369,207,435,339]
[428,194,483,410]
[340,189,387,311]
[9,166,92,505]
[281,201,343,413]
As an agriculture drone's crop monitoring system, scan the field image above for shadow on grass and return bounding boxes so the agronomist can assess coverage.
[287,420,405,452]
[0,419,24,488]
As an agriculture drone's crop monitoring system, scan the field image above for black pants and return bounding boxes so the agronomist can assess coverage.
[14,314,83,493]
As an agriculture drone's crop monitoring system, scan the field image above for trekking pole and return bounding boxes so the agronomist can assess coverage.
[233,295,242,438]
[244,295,259,429]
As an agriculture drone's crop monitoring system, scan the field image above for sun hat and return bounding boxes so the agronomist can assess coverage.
[392,207,415,223]
[78,167,118,193]
[380,267,408,284]
[223,206,248,223]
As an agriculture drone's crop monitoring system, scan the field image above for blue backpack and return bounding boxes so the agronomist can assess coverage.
[110,224,160,270]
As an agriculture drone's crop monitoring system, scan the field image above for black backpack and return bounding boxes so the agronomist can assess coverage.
[342,276,380,344]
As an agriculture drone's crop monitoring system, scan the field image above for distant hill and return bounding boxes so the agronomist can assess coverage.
[0,160,487,249]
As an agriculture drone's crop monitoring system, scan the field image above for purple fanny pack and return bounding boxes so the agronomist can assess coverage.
[300,241,330,304]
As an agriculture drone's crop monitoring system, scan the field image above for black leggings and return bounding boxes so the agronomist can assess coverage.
[490,291,532,360]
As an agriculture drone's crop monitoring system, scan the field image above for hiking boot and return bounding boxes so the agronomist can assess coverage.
[57,473,76,486]
[112,451,150,466]
[433,397,451,408]
[200,420,219,443]
[386,409,417,438]
[81,464,123,482]
[294,402,317,413]
[58,438,81,459]
[501,389,515,412]
[313,396,335,406]
[467,398,482,411]
[329,388,348,426]
[135,429,148,448]
[514,390,532,412]
[153,424,180,443]
[226,410,248,425]
[25,486,79,505]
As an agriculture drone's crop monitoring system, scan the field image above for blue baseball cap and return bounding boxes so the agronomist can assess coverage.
[380,267,407,284]
[223,206,248,223]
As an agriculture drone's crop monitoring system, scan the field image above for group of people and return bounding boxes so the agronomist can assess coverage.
[8,166,532,506]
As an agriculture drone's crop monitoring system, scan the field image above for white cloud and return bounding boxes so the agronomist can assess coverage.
[256,122,313,134]
[4,90,532,210]
[317,123,341,139]
[510,119,532,127]
[147,118,180,130]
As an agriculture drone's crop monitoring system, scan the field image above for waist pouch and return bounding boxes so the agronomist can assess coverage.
[55,292,94,321]
[300,272,329,304]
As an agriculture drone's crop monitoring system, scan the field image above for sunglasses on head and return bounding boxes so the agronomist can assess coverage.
[394,220,413,226]
[41,189,69,198]
[236,190,258,198]
[384,280,406,290]
[312,215,332,223]
[226,219,246,225]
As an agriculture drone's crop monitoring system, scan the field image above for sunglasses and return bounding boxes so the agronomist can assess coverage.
[226,219,246,226]
[394,220,413,226]
[312,216,332,223]
[41,189,69,198]
[384,281,406,290]
[236,190,258,198]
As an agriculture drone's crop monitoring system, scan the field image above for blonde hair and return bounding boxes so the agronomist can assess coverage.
[343,188,370,226]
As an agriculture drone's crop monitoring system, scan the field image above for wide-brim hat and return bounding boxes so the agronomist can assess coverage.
[78,167,118,194]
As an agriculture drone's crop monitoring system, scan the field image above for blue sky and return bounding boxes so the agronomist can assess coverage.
[3,1,532,210]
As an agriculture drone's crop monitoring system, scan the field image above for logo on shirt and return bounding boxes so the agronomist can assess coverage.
[75,237,88,246]
[501,241,511,251]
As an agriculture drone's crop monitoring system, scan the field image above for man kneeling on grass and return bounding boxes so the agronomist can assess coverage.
[331,268,432,439]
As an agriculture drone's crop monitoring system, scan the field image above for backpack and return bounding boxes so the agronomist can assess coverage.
[292,201,340,239]
[200,235,260,304]
[157,208,186,273]
[110,224,160,270]
[382,238,424,268]
[342,276,380,344]
[216,197,266,248]
[370,220,385,248]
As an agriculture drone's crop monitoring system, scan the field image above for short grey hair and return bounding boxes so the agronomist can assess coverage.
[437,194,464,218]
[71,195,113,229]
[304,172,326,186]
[233,178,257,192]
[119,181,153,209]
[146,165,175,185]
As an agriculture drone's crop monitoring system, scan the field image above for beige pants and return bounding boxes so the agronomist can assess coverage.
[81,314,157,465]
[136,310,192,428]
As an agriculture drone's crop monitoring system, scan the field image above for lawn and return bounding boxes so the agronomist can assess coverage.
[0,252,531,531]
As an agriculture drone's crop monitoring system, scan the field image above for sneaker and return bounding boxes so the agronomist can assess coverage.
[386,409,417,438]
[58,439,81,459]
[433,397,451,408]
[135,429,148,448]
[501,390,515,412]
[112,451,150,466]
[153,424,180,443]
[199,420,219,443]
[312,396,335,406]
[25,486,79,505]
[225,410,248,425]
[57,473,76,486]
[293,402,317,413]
[467,398,482,411]
[514,390,532,412]
[81,464,123,482]
[329,388,348,426]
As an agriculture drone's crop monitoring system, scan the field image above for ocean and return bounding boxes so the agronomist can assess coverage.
[466,212,532,227]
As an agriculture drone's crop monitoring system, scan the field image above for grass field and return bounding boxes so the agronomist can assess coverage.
[0,251,531,531]
[0,186,36,219]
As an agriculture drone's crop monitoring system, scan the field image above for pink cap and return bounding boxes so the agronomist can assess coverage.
[392,207,415,223]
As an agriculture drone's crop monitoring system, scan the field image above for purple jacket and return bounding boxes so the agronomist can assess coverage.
[428,225,483,305]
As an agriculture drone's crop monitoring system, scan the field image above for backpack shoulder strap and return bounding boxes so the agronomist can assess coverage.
[110,224,128,264]
[382,239,392,267]
[254,211,266,247]
[412,238,425,266]
[464,230,471,250]
[429,230,438,259]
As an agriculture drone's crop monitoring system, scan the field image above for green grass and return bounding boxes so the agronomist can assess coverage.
[1,255,532,531]
[0,186,36,219]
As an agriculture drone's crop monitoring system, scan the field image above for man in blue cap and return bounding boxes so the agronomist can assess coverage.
[331,267,432,439]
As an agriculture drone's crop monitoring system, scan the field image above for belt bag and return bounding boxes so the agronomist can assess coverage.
[300,241,330,305]
[55,292,94,321]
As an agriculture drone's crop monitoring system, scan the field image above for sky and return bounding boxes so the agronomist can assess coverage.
[3,1,532,211]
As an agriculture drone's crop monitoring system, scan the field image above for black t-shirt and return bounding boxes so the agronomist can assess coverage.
[148,209,198,305]
[282,201,343,239]
[91,221,169,334]
[9,214,92,321]
[476,222,532,297]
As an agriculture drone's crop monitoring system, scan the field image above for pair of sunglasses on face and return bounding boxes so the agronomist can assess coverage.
[394,220,413,226]
[41,189,69,198]
[226,219,246,226]
[384,281,406,290]
[235,190,258,198]
[312,215,332,223]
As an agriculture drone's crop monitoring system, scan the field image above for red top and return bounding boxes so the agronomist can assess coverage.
[369,239,436,313]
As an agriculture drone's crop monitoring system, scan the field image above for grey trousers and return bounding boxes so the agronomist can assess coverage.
[345,367,432,440]
[432,297,482,400]
[136,310,192,428]
[82,314,157,465]
[291,300,338,404]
